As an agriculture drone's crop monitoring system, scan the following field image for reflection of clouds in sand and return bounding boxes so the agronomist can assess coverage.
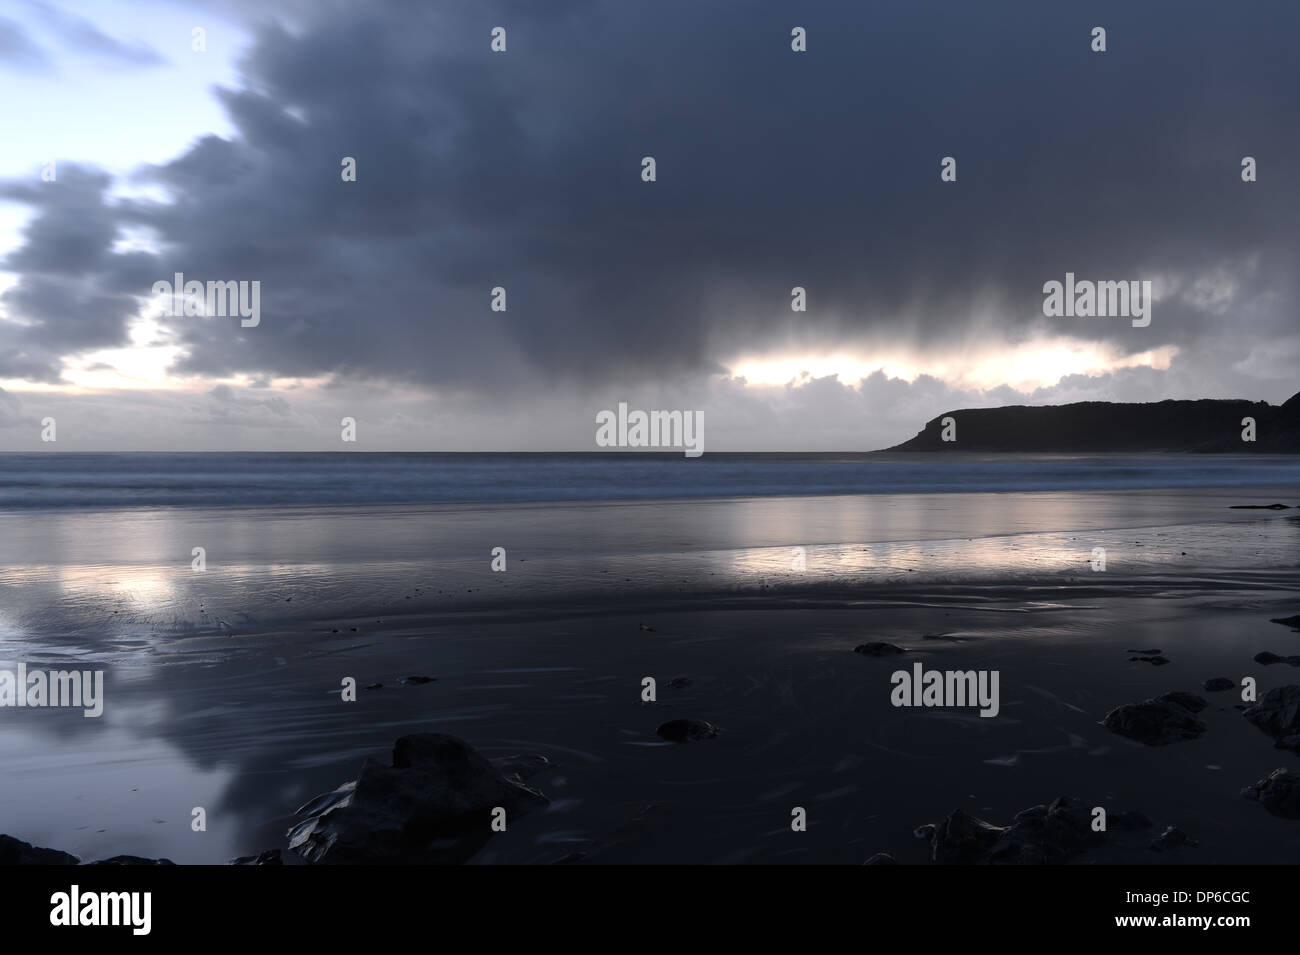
[713,491,1134,561]
[0,560,359,644]
[720,535,1090,582]
[2,562,184,614]
[0,720,235,864]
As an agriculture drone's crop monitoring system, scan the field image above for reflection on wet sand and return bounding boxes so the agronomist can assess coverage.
[0,494,1296,864]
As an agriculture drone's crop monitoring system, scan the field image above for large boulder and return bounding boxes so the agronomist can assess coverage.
[287,733,549,865]
[1102,692,1208,745]
[919,796,1105,865]
[88,855,175,865]
[0,835,174,866]
[1241,769,1300,820]
[1243,686,1300,740]
[0,834,78,865]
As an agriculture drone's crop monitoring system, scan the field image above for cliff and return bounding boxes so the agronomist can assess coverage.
[883,391,1300,452]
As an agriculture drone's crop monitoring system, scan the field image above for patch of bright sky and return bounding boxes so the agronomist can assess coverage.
[728,340,1179,393]
[0,0,248,248]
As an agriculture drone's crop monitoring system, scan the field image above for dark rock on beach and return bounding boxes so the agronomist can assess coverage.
[88,855,176,865]
[0,834,174,866]
[853,642,907,656]
[399,675,436,685]
[1147,826,1197,852]
[0,834,78,865]
[1241,769,1300,820]
[1158,691,1209,713]
[1242,685,1300,740]
[231,849,283,865]
[1229,503,1292,509]
[1129,655,1170,665]
[287,733,549,865]
[1271,615,1300,631]
[1126,648,1162,655]
[1102,693,1209,745]
[656,719,718,742]
[1203,677,1235,692]
[919,796,1105,864]
[1253,652,1300,665]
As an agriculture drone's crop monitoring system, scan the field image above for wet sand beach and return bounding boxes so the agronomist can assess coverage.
[1,459,1298,864]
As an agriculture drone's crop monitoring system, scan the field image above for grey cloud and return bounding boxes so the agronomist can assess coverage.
[0,16,52,72]
[0,166,144,379]
[23,1,166,67]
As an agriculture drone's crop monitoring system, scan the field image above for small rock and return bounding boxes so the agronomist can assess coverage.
[1129,655,1170,665]
[1229,503,1291,509]
[1203,677,1235,692]
[1271,615,1300,631]
[231,849,282,865]
[365,682,384,690]
[665,677,693,689]
[1254,652,1286,665]
[1241,768,1300,819]
[1126,648,1163,655]
[656,719,718,743]
[399,676,436,685]
[853,642,907,657]
[638,622,655,632]
[1148,826,1196,852]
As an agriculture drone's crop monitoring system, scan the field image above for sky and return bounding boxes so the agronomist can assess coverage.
[0,0,1296,451]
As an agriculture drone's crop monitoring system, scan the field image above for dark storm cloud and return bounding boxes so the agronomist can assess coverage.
[2,0,1298,394]
[0,167,140,380]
